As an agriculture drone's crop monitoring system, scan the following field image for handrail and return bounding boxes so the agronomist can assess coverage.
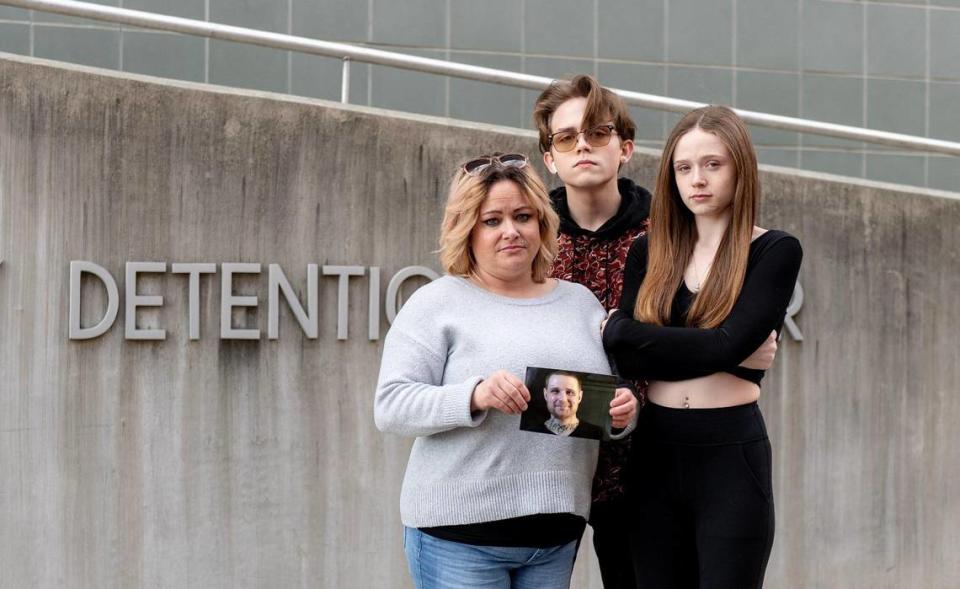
[3,0,960,157]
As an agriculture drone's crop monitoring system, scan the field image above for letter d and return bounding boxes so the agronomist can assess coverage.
[69,261,119,340]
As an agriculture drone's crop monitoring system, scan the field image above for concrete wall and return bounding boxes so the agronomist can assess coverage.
[0,53,958,588]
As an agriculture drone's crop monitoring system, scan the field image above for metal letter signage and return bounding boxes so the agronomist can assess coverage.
[68,262,443,342]
[69,261,120,340]
[68,262,804,343]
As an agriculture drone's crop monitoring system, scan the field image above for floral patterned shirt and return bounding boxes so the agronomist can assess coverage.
[549,178,651,504]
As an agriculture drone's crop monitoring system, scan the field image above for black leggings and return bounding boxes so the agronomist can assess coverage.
[627,402,775,589]
[590,498,637,589]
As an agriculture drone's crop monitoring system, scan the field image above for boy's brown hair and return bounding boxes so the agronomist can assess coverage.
[532,74,636,153]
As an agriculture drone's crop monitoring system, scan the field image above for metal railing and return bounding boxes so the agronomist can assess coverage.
[3,0,960,157]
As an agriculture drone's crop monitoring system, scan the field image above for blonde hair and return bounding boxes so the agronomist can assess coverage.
[635,105,759,328]
[439,161,559,283]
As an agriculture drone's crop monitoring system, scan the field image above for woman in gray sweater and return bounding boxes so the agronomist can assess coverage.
[375,153,637,589]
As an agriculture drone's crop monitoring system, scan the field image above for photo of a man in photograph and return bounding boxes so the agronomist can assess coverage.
[525,370,604,439]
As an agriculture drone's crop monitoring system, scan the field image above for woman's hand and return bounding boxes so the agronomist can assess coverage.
[609,387,637,429]
[471,370,531,415]
[739,330,777,370]
[601,308,618,336]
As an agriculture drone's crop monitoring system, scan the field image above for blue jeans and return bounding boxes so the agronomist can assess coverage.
[403,527,577,589]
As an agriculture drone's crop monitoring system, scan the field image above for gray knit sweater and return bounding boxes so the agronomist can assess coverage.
[375,276,612,528]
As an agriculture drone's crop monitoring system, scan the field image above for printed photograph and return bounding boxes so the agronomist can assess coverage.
[519,366,618,441]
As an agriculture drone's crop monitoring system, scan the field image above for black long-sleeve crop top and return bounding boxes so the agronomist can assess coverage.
[602,230,802,384]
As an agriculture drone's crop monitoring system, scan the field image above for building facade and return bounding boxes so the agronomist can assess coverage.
[1,0,959,191]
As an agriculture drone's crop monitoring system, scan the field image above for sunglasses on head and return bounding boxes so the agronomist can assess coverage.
[548,124,617,153]
[461,153,529,176]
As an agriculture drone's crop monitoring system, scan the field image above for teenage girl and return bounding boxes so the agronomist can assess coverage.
[602,105,802,588]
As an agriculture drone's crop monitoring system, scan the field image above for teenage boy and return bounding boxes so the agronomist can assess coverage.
[534,75,777,589]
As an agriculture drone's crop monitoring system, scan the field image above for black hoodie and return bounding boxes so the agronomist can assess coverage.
[549,177,652,312]
[549,177,651,505]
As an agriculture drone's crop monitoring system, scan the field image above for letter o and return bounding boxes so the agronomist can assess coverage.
[385,266,439,324]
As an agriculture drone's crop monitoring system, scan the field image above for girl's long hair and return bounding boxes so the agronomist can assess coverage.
[634,106,759,328]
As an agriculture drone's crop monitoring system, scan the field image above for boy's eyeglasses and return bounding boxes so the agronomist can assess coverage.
[461,153,529,176]
[548,124,617,153]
